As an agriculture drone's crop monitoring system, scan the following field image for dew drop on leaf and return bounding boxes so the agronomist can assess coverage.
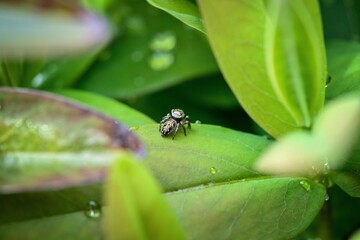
[195,120,202,124]
[84,200,101,219]
[150,31,177,52]
[299,180,311,192]
[325,74,332,88]
[209,167,217,175]
[324,194,330,201]
[148,52,174,71]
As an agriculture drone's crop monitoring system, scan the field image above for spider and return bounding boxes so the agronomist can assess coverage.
[159,108,191,140]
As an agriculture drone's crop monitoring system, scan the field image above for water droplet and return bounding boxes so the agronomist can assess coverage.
[195,120,202,124]
[300,180,311,192]
[209,167,217,175]
[148,52,174,71]
[325,74,332,88]
[85,201,101,219]
[324,194,330,201]
[131,51,144,62]
[150,31,176,52]
[129,126,139,131]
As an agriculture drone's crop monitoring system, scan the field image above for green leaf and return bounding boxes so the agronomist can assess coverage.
[326,40,360,99]
[0,87,144,193]
[76,0,217,99]
[265,0,326,127]
[53,89,155,127]
[103,154,185,240]
[0,3,111,59]
[0,185,101,224]
[166,177,326,239]
[32,49,101,89]
[351,229,360,240]
[0,210,102,239]
[146,0,205,33]
[198,0,326,137]
[332,171,360,198]
[132,124,271,191]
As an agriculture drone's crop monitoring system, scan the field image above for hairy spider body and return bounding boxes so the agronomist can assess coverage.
[159,109,191,139]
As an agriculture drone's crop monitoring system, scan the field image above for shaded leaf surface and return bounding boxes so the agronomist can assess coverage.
[0,184,101,225]
[76,0,217,99]
[326,40,360,99]
[332,171,360,198]
[103,154,185,240]
[133,124,271,191]
[0,210,102,240]
[0,88,143,193]
[166,177,326,239]
[198,0,326,137]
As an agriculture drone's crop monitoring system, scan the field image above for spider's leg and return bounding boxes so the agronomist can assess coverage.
[185,116,191,129]
[181,122,187,136]
[172,123,179,140]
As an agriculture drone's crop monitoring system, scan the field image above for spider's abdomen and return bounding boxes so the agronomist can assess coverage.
[160,118,177,136]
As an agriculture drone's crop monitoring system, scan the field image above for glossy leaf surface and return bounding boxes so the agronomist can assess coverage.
[0,88,143,193]
[147,0,205,33]
[133,124,271,191]
[53,89,155,127]
[0,2,111,59]
[77,0,217,99]
[166,177,326,239]
[265,0,326,127]
[198,0,326,137]
[103,154,185,240]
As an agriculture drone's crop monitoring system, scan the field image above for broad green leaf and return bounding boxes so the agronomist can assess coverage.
[265,0,326,127]
[147,0,205,33]
[0,3,111,59]
[0,87,144,193]
[166,177,326,239]
[76,0,217,99]
[326,40,360,99]
[103,154,185,240]
[53,89,155,127]
[198,0,326,138]
[0,209,102,239]
[332,171,360,198]
[132,124,271,191]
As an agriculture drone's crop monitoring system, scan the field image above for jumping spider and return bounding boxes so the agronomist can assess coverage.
[159,108,191,140]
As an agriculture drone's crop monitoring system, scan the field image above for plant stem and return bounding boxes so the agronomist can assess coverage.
[318,193,332,240]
